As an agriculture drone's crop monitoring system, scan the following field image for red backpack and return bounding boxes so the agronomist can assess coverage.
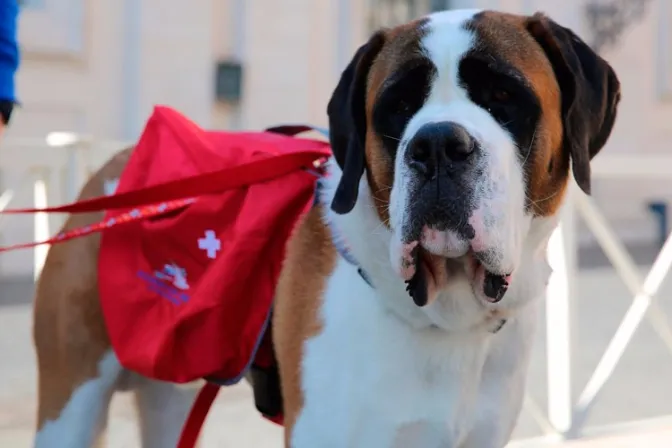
[0,106,332,445]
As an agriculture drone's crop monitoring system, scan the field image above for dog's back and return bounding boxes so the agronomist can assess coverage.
[32,147,199,447]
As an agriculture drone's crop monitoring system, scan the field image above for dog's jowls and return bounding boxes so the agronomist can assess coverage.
[274,8,620,447]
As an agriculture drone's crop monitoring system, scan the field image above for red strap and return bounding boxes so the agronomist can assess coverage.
[177,383,221,448]
[2,150,327,215]
[0,197,195,254]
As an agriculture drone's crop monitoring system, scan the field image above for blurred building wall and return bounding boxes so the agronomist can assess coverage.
[0,0,670,276]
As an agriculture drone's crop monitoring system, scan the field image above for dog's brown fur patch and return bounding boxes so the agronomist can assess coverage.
[272,205,337,445]
[469,12,568,216]
[363,19,429,225]
[33,148,132,427]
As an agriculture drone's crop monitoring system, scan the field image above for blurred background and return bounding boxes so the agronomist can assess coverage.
[2,0,672,446]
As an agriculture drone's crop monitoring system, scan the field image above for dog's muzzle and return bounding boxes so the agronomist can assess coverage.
[394,121,514,307]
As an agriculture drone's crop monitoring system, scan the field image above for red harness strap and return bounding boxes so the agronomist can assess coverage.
[0,147,327,254]
[0,198,196,253]
[177,383,221,448]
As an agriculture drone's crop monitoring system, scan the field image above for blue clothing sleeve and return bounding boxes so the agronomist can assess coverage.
[0,0,19,103]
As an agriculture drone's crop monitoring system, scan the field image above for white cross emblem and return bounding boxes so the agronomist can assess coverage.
[198,230,221,259]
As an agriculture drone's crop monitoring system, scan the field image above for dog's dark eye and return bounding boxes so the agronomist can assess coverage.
[459,57,522,112]
[491,88,511,103]
[372,59,436,153]
[459,55,541,160]
[484,85,517,124]
[395,100,411,115]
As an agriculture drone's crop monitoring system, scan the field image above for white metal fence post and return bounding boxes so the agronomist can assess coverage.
[545,185,578,436]
[33,169,49,281]
[571,202,672,433]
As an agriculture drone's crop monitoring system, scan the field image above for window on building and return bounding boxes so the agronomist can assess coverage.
[367,0,454,31]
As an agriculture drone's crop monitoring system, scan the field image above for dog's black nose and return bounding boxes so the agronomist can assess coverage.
[407,122,474,176]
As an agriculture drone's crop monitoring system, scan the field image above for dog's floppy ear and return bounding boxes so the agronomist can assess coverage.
[526,13,621,195]
[328,32,386,214]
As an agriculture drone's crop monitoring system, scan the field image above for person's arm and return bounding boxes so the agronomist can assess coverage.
[0,0,19,126]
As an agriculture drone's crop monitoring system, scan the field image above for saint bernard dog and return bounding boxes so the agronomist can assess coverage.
[32,8,620,448]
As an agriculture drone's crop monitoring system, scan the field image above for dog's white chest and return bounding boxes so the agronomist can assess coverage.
[291,260,492,447]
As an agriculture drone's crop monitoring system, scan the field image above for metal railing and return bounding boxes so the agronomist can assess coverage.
[0,133,130,278]
[514,155,672,445]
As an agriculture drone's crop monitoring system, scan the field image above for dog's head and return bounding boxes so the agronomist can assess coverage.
[327,10,620,315]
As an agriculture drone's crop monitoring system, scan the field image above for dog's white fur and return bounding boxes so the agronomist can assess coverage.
[291,10,557,447]
[292,163,552,447]
[391,10,528,289]
[34,350,199,447]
